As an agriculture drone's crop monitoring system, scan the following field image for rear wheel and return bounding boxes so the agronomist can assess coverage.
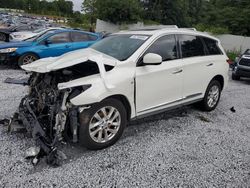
[200,80,221,111]
[79,98,127,150]
[18,53,39,66]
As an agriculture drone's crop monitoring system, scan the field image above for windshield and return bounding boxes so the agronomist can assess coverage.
[91,34,150,61]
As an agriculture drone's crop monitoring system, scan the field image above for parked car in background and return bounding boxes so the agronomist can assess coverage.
[0,25,36,42]
[232,53,250,80]
[0,29,101,66]
[15,28,228,155]
[9,27,64,41]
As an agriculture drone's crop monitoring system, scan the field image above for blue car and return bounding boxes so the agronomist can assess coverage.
[0,29,101,66]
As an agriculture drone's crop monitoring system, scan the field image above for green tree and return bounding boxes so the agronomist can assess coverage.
[82,0,142,24]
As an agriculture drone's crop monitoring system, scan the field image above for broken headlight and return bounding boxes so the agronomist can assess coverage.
[67,85,92,100]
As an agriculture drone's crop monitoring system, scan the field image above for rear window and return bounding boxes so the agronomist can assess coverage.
[179,35,206,58]
[202,37,223,55]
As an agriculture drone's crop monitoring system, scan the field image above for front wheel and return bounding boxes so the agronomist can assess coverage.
[18,53,39,66]
[79,98,127,150]
[200,80,222,111]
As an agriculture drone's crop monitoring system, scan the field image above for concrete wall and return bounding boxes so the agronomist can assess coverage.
[96,19,250,53]
[216,34,250,53]
[95,19,175,33]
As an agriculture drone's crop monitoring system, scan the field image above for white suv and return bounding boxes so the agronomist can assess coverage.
[18,28,228,152]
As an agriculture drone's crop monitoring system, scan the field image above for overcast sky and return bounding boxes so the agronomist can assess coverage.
[70,0,83,12]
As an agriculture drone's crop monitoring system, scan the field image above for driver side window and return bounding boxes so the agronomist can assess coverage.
[145,35,178,61]
[48,32,71,44]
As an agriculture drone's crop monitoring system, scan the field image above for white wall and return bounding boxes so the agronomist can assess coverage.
[216,34,250,53]
[96,19,250,53]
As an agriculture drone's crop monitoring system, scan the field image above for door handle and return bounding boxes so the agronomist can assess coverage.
[206,63,213,67]
[172,69,183,74]
[65,45,71,48]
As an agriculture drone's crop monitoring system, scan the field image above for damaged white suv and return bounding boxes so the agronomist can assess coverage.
[15,28,228,155]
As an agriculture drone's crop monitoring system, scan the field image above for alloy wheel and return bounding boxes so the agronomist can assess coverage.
[22,55,37,65]
[207,85,219,108]
[89,106,121,143]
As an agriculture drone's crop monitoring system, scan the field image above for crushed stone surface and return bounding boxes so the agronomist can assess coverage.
[0,68,250,187]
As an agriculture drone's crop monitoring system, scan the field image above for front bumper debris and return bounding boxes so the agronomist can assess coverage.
[8,97,65,166]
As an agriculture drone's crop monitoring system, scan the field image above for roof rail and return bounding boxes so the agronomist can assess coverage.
[130,25,178,31]
[180,28,197,31]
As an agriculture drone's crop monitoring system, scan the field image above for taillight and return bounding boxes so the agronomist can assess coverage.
[227,59,233,64]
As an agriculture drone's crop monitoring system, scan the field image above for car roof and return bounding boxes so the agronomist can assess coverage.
[116,28,219,42]
[48,29,100,36]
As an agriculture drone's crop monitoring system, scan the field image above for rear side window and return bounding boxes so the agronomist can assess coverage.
[145,35,178,61]
[71,32,98,42]
[202,37,223,55]
[89,35,98,41]
[179,35,205,58]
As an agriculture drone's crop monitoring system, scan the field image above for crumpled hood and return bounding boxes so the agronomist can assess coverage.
[21,48,118,73]
[21,48,119,89]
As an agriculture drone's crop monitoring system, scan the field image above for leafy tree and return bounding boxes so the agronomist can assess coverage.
[82,0,142,24]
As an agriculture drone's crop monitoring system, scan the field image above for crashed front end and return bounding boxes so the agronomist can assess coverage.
[10,49,117,165]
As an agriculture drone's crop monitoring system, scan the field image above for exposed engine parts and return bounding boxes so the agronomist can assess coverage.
[5,62,101,166]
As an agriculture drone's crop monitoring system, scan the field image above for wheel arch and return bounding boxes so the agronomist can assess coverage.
[211,75,224,90]
[105,94,132,121]
[19,52,40,59]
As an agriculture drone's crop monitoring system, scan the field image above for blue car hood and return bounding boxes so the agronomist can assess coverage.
[0,41,33,49]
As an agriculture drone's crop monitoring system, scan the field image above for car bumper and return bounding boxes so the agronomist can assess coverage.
[0,53,18,65]
[234,66,250,78]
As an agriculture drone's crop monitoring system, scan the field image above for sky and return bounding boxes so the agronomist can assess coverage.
[70,0,83,12]
[47,0,83,12]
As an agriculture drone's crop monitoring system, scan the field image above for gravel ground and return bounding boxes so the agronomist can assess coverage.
[0,68,250,188]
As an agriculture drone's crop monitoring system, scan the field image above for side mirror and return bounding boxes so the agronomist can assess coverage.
[45,39,52,45]
[143,53,162,65]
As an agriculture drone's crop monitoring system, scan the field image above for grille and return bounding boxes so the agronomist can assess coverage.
[239,58,250,66]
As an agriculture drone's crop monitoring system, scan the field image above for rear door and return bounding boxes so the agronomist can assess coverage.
[70,31,99,50]
[136,35,184,115]
[179,35,220,101]
[38,31,74,58]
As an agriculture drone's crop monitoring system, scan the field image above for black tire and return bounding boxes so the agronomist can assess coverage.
[79,98,127,150]
[18,53,39,66]
[200,80,222,112]
[232,73,240,80]
[0,33,7,41]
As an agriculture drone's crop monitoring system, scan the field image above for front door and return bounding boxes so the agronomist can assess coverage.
[136,35,183,116]
[38,31,74,58]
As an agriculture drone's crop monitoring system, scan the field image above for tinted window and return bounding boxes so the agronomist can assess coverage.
[179,35,205,58]
[202,37,222,55]
[89,34,98,41]
[71,32,89,42]
[71,32,98,42]
[145,35,178,61]
[48,32,70,44]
